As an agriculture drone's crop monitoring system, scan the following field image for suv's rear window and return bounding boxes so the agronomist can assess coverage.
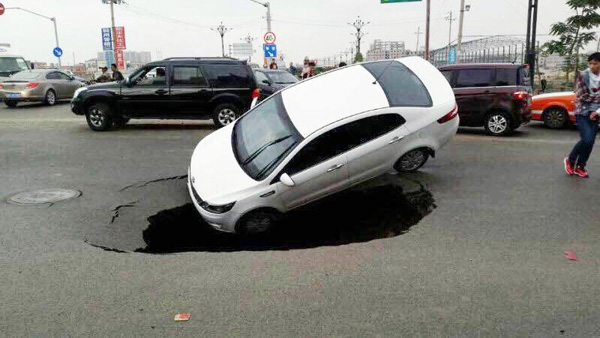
[206,64,252,88]
[362,61,431,107]
[495,68,518,86]
[455,69,494,88]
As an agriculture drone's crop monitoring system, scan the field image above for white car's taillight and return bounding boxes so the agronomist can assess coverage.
[437,105,458,124]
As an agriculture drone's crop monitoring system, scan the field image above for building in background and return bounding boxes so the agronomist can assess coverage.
[366,39,406,61]
[96,50,151,69]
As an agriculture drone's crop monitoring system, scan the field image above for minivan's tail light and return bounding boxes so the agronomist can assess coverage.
[512,91,528,100]
[437,105,458,124]
[26,82,39,89]
[252,88,260,100]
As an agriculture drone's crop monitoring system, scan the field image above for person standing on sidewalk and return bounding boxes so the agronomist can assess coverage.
[564,52,600,178]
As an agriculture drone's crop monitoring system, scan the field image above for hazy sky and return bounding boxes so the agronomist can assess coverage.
[0,0,578,65]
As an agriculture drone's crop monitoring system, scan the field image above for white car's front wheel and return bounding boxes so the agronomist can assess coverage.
[237,209,279,235]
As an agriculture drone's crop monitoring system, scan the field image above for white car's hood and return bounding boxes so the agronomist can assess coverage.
[190,124,258,204]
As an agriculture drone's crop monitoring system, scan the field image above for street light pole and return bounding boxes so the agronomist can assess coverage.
[6,7,62,68]
[457,0,467,62]
[349,16,369,61]
[51,17,61,68]
[212,22,232,57]
[249,0,271,32]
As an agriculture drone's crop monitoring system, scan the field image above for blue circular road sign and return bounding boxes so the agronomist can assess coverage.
[53,47,63,57]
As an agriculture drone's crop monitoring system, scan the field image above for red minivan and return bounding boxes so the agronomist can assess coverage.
[439,64,532,136]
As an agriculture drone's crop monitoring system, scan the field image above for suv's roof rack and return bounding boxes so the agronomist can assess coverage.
[162,57,240,61]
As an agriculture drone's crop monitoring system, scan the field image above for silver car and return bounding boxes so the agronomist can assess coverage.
[0,69,84,108]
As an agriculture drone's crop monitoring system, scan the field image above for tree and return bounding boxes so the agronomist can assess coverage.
[354,52,364,63]
[542,0,600,81]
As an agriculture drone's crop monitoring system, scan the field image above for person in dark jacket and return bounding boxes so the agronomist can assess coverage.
[111,63,124,81]
[564,52,600,178]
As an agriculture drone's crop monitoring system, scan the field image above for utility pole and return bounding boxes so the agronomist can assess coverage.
[525,0,538,87]
[415,26,422,55]
[250,0,272,32]
[212,22,232,57]
[5,7,62,68]
[109,0,116,67]
[349,43,355,63]
[349,16,369,61]
[457,0,468,62]
[425,0,431,60]
[445,11,456,63]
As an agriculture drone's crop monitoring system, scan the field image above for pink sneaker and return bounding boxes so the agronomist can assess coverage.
[564,158,574,176]
[574,167,589,178]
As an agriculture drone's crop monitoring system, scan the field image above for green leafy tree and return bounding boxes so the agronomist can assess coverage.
[354,52,364,63]
[542,0,600,81]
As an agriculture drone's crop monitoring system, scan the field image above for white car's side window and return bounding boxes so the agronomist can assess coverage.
[284,114,405,176]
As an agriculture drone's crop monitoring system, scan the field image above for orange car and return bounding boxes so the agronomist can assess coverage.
[530,91,576,129]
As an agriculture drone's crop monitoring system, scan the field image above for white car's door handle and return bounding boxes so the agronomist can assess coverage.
[327,163,345,172]
[389,136,403,144]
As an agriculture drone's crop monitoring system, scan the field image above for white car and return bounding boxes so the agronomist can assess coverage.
[188,57,458,234]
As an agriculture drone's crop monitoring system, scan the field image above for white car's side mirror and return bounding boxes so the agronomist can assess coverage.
[280,173,295,187]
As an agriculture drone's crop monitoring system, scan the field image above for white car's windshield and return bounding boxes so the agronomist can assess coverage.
[0,57,30,77]
[233,94,303,180]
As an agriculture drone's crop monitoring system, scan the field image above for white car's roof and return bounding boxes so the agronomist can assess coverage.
[281,64,389,137]
[281,57,452,137]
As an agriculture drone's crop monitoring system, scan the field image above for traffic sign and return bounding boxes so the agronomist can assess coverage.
[53,47,63,58]
[264,44,277,58]
[448,47,457,64]
[264,32,276,44]
[0,3,5,16]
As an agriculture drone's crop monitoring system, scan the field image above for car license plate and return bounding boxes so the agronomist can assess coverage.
[7,93,20,99]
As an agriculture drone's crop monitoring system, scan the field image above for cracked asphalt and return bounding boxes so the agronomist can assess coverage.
[1,102,599,337]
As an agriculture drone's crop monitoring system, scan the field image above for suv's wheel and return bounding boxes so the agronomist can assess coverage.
[394,149,429,173]
[4,101,18,108]
[212,103,240,128]
[484,111,511,136]
[113,116,130,127]
[44,89,57,106]
[543,107,568,129]
[237,209,279,235]
[85,103,113,131]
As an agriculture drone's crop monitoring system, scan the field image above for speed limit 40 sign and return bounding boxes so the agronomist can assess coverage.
[264,32,276,44]
[0,3,5,16]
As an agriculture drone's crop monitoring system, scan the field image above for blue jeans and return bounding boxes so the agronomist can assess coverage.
[568,115,598,168]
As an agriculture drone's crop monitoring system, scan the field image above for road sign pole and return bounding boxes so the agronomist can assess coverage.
[51,17,61,68]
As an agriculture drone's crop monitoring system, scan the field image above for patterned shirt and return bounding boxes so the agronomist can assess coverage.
[574,69,600,116]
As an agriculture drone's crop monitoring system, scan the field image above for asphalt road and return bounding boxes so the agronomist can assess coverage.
[1,102,599,337]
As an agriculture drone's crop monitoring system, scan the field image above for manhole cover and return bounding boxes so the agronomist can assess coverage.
[7,189,81,205]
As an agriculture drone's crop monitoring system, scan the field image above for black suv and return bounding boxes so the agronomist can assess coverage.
[71,57,259,131]
[439,63,532,136]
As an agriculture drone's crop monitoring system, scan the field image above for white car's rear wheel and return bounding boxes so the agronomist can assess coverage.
[394,149,429,173]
